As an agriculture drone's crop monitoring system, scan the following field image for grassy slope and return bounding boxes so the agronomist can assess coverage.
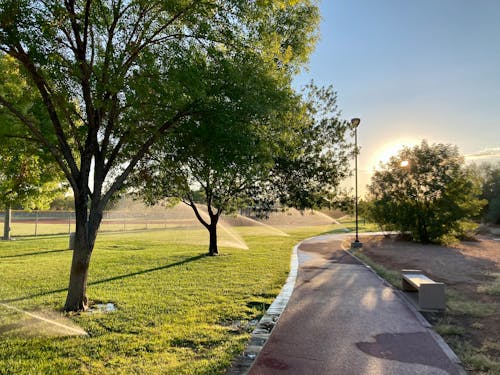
[0,225,334,374]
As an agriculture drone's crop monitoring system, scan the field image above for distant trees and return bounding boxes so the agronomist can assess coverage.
[366,141,485,243]
[0,1,320,311]
[474,162,500,224]
[133,83,355,255]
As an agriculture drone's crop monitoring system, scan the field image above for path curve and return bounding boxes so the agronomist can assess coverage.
[229,233,465,375]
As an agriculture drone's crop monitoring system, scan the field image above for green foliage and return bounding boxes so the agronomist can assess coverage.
[366,141,485,243]
[471,162,500,224]
[131,47,294,254]
[133,48,290,214]
[132,82,354,255]
[273,84,355,210]
[0,56,64,211]
[0,0,320,217]
[49,195,74,211]
[0,141,62,210]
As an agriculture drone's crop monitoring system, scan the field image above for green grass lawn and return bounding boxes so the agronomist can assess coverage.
[0,224,331,374]
[328,216,379,234]
[7,221,191,237]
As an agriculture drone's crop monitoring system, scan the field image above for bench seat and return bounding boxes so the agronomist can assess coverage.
[401,269,446,311]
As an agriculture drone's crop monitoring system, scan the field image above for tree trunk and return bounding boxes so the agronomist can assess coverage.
[208,223,218,256]
[417,214,429,244]
[3,206,11,240]
[64,238,91,311]
[63,193,102,312]
[186,200,220,256]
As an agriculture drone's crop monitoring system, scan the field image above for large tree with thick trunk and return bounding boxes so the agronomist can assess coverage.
[0,0,319,311]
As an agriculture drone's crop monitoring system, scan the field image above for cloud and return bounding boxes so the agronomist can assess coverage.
[465,147,500,160]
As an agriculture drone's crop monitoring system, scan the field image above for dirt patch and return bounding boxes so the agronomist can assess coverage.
[360,235,499,285]
[358,235,500,374]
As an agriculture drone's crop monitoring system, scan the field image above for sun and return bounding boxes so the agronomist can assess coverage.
[370,139,418,170]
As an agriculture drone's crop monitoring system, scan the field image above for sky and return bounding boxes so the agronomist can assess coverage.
[294,0,500,195]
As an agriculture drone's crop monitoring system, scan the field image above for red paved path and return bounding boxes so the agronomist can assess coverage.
[248,235,464,375]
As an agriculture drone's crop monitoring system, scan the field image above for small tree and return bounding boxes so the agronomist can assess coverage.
[367,141,485,243]
[133,84,355,255]
[0,140,63,239]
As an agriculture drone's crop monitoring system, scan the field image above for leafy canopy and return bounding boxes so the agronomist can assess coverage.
[0,55,64,210]
[367,140,485,243]
[133,81,355,223]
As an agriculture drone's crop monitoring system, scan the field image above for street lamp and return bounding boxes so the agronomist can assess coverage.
[351,118,362,249]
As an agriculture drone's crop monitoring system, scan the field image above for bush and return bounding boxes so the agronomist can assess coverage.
[366,141,485,243]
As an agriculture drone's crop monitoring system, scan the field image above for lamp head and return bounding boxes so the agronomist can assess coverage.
[351,118,361,127]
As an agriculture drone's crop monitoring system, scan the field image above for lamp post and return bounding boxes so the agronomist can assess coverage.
[351,118,362,249]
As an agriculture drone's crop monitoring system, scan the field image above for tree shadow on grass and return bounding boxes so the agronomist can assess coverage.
[0,249,71,259]
[1,254,206,304]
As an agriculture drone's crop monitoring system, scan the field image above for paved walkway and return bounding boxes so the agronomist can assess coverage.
[247,234,465,375]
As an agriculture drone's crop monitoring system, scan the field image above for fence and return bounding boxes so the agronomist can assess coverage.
[0,209,201,238]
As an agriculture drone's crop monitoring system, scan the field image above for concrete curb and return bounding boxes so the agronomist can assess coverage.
[226,241,301,375]
[344,245,467,375]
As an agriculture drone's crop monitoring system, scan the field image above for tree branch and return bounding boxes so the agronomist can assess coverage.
[0,94,75,188]
[185,196,209,229]
[101,108,192,208]
[8,47,80,180]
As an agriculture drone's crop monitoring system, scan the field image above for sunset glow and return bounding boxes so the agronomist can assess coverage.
[369,139,418,171]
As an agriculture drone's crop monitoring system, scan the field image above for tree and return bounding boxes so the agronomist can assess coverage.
[272,84,355,210]
[133,83,354,255]
[49,195,74,211]
[0,56,64,240]
[0,140,64,239]
[367,141,485,243]
[472,162,500,224]
[0,1,319,311]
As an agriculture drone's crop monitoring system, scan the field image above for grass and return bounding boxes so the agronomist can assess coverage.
[445,289,498,317]
[5,221,192,238]
[348,249,401,287]
[0,224,331,374]
[335,217,380,233]
[477,273,500,296]
[434,321,466,337]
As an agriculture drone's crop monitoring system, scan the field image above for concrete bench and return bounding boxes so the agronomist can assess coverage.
[401,269,446,311]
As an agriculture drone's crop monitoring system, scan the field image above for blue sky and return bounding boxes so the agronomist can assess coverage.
[295,0,500,191]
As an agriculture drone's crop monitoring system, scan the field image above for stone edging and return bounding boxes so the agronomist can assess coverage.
[226,242,300,375]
